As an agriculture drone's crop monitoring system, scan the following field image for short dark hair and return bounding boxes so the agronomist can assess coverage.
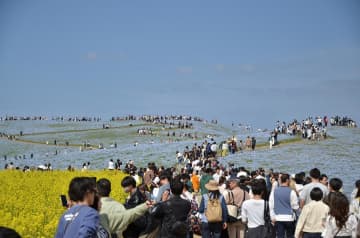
[68,177,96,202]
[280,174,290,184]
[320,174,328,181]
[310,187,323,201]
[309,168,321,179]
[251,180,265,196]
[121,176,136,188]
[170,176,184,195]
[97,178,111,197]
[329,178,343,192]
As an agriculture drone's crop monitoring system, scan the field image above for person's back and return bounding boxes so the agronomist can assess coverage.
[56,204,99,238]
[152,177,191,238]
[226,179,249,238]
[154,196,191,238]
[55,177,99,238]
[97,178,149,238]
[295,188,329,238]
[241,198,265,228]
[200,169,213,195]
[300,168,328,208]
[269,174,299,238]
[323,192,358,238]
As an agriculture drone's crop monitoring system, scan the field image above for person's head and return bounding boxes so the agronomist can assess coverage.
[309,168,321,180]
[229,178,239,190]
[219,176,226,186]
[96,178,111,197]
[294,173,304,185]
[159,174,169,185]
[329,178,343,192]
[280,173,290,185]
[310,187,323,201]
[68,177,96,205]
[205,168,213,175]
[355,180,360,198]
[170,177,184,196]
[329,192,350,231]
[251,179,265,196]
[121,176,136,193]
[320,174,328,186]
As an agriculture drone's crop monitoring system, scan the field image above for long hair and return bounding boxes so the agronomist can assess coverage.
[355,180,360,198]
[329,192,349,231]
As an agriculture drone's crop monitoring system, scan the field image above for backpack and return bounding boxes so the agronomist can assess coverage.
[205,194,223,222]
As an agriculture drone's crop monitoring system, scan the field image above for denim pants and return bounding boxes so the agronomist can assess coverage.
[275,221,295,238]
[201,222,222,238]
[302,232,322,238]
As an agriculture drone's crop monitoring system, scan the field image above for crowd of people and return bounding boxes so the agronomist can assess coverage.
[0,116,102,121]
[51,157,360,238]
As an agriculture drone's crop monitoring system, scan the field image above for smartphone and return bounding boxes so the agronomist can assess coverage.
[60,195,68,207]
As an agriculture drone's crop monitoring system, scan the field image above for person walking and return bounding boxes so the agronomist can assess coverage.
[225,178,249,238]
[269,174,299,238]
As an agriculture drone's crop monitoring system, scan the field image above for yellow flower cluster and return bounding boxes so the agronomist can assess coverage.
[0,170,128,238]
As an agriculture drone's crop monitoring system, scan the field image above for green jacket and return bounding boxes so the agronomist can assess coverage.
[200,174,213,195]
[100,197,148,238]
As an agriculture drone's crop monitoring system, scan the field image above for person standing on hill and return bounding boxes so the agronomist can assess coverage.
[251,137,256,150]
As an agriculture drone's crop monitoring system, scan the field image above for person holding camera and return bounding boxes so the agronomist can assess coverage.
[55,177,99,238]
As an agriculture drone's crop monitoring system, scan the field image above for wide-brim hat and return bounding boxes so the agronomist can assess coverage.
[205,180,219,191]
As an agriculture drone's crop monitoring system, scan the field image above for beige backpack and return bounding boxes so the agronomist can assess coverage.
[205,194,222,222]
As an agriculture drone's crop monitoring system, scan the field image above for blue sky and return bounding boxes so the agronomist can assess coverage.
[1,0,359,128]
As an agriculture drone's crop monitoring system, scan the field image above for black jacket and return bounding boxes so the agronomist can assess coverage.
[123,189,147,238]
[152,196,191,238]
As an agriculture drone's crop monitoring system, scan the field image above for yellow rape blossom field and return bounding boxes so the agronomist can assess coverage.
[0,170,128,238]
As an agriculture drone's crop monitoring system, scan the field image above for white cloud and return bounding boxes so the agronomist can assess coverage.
[176,66,192,74]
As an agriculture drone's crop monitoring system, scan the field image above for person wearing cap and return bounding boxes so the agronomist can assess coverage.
[225,178,250,238]
[199,180,228,238]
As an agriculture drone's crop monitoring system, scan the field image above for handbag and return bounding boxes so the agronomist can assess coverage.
[227,191,239,223]
[263,200,276,238]
[227,190,245,223]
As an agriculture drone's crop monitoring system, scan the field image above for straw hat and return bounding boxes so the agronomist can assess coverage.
[205,180,219,191]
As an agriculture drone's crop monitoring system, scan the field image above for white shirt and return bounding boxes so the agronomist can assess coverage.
[241,199,265,228]
[213,173,221,183]
[237,171,248,177]
[322,214,357,238]
[300,182,329,205]
[108,161,115,170]
[210,144,217,152]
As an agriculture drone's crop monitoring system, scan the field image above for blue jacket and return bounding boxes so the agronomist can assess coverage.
[199,193,228,224]
[55,205,99,238]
